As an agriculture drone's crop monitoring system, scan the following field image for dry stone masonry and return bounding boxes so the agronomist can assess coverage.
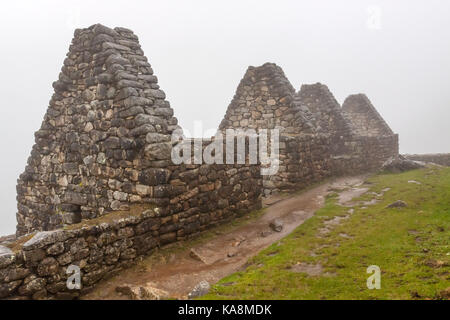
[17,24,181,235]
[2,24,399,299]
[342,94,394,137]
[220,65,398,194]
[404,154,450,166]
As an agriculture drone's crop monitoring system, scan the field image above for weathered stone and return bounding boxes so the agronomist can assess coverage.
[62,212,82,225]
[144,142,172,160]
[0,280,22,298]
[46,242,65,256]
[64,192,87,206]
[138,168,171,186]
[115,283,169,300]
[187,280,210,299]
[387,200,407,208]
[18,276,47,296]
[269,219,283,232]
[0,267,29,282]
[37,257,59,276]
[0,246,15,269]
[135,219,160,235]
[145,133,170,144]
[23,230,71,251]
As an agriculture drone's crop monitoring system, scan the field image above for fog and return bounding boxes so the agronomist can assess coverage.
[0,0,449,235]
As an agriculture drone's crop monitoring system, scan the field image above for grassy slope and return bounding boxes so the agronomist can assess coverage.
[201,167,450,300]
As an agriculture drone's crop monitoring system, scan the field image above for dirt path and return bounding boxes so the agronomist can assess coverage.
[83,175,367,300]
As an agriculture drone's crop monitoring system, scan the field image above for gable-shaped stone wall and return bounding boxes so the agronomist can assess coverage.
[219,64,330,195]
[342,94,394,137]
[16,25,181,236]
[16,24,262,237]
[218,64,398,195]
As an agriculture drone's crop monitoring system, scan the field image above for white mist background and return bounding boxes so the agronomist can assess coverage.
[0,0,449,235]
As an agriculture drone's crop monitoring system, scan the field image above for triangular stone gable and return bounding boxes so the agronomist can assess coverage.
[296,83,353,147]
[342,94,394,137]
[219,63,315,135]
[16,24,179,235]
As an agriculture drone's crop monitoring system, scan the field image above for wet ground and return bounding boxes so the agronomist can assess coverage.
[83,175,368,300]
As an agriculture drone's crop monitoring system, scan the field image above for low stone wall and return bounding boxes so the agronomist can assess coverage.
[1,207,163,300]
[0,157,261,300]
[332,134,399,175]
[404,153,450,166]
[2,134,262,299]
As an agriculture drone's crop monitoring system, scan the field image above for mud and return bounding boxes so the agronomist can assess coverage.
[83,175,366,300]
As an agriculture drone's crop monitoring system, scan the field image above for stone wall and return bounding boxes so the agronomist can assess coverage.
[16,24,182,236]
[342,94,394,137]
[296,83,354,142]
[219,63,315,135]
[219,64,330,195]
[166,137,263,236]
[404,154,450,166]
[5,24,401,299]
[2,135,262,300]
[273,134,331,193]
[332,135,399,175]
[296,84,398,175]
[218,64,399,194]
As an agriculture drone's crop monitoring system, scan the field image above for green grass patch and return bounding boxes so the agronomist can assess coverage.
[201,166,450,300]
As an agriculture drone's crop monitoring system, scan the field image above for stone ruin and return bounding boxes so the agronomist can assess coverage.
[1,24,398,299]
[220,64,399,194]
[342,94,394,137]
[404,154,450,167]
[15,24,261,237]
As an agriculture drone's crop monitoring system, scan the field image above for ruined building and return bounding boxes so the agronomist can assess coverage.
[220,64,398,194]
[1,24,397,299]
[15,24,261,237]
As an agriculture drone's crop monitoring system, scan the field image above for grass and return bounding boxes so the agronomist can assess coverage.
[201,166,450,300]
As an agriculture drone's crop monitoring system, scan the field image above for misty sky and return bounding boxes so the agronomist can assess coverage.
[0,0,449,235]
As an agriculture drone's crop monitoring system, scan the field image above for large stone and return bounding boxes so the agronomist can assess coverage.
[18,276,47,295]
[23,230,72,251]
[145,133,170,144]
[115,283,169,300]
[381,157,424,173]
[187,280,210,299]
[37,257,59,276]
[138,168,171,186]
[0,266,29,282]
[386,200,407,209]
[269,219,283,232]
[144,142,172,160]
[64,192,87,206]
[0,280,22,298]
[0,246,15,269]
